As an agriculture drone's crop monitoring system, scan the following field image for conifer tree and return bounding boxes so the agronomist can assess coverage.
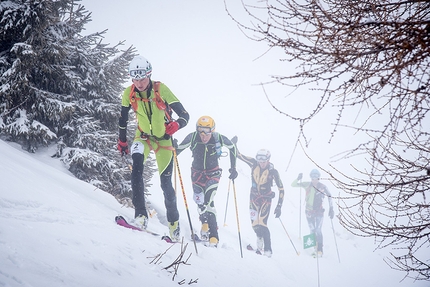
[0,0,156,202]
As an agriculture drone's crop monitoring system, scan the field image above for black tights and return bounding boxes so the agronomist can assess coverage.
[131,153,178,223]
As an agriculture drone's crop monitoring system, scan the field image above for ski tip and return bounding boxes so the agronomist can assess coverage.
[115,215,125,222]
[161,235,174,243]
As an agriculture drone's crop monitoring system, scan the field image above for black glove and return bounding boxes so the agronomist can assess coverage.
[274,204,282,218]
[231,136,238,144]
[229,168,238,180]
[328,207,334,219]
[297,173,303,181]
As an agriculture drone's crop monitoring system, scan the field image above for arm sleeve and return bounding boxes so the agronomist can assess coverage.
[118,105,130,142]
[220,135,237,168]
[237,152,256,168]
[169,102,189,129]
[273,169,285,207]
[176,132,194,156]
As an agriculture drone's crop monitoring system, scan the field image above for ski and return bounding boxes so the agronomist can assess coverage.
[191,233,204,243]
[246,244,262,255]
[115,215,186,244]
[115,215,160,236]
[161,235,177,243]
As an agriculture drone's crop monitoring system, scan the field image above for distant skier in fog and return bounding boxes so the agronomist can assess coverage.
[291,169,334,257]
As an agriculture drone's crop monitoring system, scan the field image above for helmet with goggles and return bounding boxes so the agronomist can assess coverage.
[310,169,321,179]
[196,116,215,135]
[256,149,271,163]
[129,56,152,80]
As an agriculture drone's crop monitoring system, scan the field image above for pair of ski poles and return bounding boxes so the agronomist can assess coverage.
[222,179,244,257]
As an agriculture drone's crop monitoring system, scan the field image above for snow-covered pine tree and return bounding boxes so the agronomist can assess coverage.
[0,0,156,201]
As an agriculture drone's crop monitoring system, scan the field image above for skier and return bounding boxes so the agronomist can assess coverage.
[117,55,189,241]
[291,169,334,257]
[175,116,237,247]
[235,140,285,257]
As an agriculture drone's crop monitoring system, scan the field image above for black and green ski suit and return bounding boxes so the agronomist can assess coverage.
[176,132,237,241]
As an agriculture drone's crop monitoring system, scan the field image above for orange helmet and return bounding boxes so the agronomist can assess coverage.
[196,116,215,134]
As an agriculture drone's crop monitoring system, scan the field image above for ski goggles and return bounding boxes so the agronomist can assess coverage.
[256,155,269,162]
[197,126,213,135]
[130,69,149,80]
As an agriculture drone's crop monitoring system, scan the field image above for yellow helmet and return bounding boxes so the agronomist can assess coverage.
[196,116,215,134]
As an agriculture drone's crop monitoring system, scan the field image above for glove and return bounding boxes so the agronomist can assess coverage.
[165,121,179,136]
[274,204,282,218]
[328,207,334,219]
[297,173,303,181]
[117,140,129,156]
[198,204,207,215]
[229,168,238,180]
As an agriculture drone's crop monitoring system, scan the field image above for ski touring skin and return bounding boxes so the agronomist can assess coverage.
[115,215,160,235]
[115,215,178,243]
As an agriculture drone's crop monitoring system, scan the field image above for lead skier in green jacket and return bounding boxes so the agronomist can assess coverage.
[117,55,189,241]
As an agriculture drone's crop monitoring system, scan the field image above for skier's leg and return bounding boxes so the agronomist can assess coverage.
[206,212,219,241]
[159,158,178,223]
[260,200,272,252]
[204,177,219,237]
[306,213,316,234]
[315,215,324,252]
[131,141,147,218]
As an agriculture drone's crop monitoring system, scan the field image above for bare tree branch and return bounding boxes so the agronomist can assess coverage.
[226,0,430,281]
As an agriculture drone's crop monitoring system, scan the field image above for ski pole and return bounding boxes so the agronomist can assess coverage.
[331,218,341,263]
[278,218,300,256]
[299,179,302,239]
[173,153,177,192]
[232,180,243,258]
[223,179,231,227]
[316,241,321,287]
[172,148,198,255]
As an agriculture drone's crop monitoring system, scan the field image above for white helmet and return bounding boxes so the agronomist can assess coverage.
[256,149,271,162]
[129,56,152,79]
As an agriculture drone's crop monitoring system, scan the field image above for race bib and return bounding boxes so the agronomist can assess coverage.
[193,192,204,205]
[249,208,257,221]
[131,141,144,155]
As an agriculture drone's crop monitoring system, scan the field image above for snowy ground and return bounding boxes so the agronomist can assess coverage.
[0,139,427,287]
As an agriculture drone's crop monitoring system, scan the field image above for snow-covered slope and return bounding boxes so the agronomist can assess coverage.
[0,139,426,287]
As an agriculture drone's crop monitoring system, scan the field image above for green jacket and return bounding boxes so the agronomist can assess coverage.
[121,82,181,139]
[291,179,333,215]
